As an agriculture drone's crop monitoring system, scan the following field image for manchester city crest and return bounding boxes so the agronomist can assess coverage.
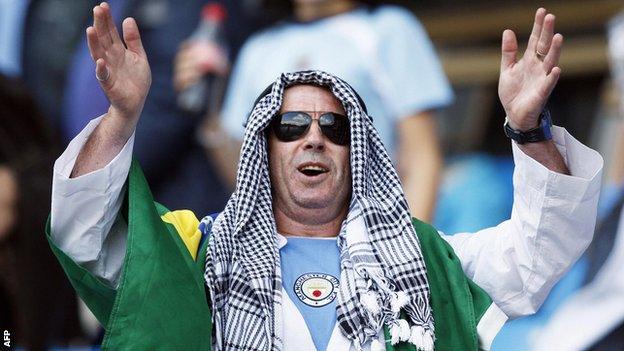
[293,273,340,307]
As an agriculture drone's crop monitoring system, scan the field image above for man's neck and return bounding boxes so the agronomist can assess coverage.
[294,0,358,22]
[273,203,348,238]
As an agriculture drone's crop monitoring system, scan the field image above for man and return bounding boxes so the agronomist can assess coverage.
[48,4,603,350]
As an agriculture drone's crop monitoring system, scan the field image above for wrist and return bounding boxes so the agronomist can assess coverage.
[104,107,139,143]
[504,117,538,132]
[504,109,552,144]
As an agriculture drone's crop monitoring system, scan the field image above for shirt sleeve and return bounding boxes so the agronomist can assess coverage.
[50,116,134,287]
[441,126,604,318]
[374,6,453,119]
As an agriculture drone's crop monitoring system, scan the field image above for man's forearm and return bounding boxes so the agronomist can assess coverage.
[51,116,134,288]
[71,108,137,178]
[516,139,569,175]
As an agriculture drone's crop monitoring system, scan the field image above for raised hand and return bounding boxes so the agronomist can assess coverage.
[70,2,151,178]
[87,2,151,127]
[498,8,563,131]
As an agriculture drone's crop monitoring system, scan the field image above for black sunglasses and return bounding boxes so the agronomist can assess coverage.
[270,111,350,146]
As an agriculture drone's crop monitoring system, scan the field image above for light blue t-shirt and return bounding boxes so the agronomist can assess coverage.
[280,236,341,351]
[221,6,453,157]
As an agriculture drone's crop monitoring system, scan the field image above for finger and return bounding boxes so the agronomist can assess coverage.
[541,66,561,97]
[536,14,555,57]
[95,58,111,86]
[527,8,547,53]
[543,33,563,74]
[175,44,197,63]
[96,2,115,46]
[122,17,145,56]
[93,5,112,48]
[174,70,202,92]
[201,55,230,76]
[501,29,518,70]
[100,2,122,47]
[86,26,105,61]
[176,57,201,73]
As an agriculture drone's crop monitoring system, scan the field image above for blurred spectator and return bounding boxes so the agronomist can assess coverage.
[0,74,84,350]
[434,155,513,233]
[22,0,97,134]
[0,0,29,76]
[61,0,262,217]
[177,0,453,221]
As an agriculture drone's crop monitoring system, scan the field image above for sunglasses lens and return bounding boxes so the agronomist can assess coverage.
[273,112,311,141]
[319,113,350,145]
[271,112,350,145]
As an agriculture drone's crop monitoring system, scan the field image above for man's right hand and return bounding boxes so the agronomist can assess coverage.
[70,2,151,178]
[87,2,151,138]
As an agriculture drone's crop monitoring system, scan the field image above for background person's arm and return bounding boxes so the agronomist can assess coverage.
[397,111,442,222]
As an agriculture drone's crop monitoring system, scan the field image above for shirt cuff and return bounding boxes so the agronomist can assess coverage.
[511,125,603,202]
[53,115,135,197]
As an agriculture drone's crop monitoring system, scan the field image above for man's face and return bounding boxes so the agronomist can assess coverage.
[268,85,351,219]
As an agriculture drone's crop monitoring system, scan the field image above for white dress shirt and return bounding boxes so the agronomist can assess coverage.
[51,116,603,350]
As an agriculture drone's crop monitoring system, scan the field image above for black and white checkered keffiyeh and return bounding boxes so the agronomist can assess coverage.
[204,70,434,351]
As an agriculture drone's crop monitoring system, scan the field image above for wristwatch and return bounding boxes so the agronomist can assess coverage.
[503,109,553,144]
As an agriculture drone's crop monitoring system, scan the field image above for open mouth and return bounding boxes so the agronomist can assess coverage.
[298,164,329,177]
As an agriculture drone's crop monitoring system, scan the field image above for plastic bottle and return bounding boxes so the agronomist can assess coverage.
[177,3,228,115]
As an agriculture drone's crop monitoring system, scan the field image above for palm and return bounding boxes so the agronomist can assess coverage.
[87,3,151,120]
[104,46,150,114]
[498,9,562,131]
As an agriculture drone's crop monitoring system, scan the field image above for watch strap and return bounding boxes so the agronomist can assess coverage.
[503,109,553,144]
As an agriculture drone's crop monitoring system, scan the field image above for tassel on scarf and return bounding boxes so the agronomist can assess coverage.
[389,319,411,345]
[371,339,386,351]
[409,325,435,351]
[422,330,434,351]
[409,325,425,349]
[390,291,410,313]
[360,290,382,315]
[398,319,411,341]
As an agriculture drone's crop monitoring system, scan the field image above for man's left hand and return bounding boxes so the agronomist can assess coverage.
[498,8,562,131]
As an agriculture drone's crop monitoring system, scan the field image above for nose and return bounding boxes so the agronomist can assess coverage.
[303,119,326,152]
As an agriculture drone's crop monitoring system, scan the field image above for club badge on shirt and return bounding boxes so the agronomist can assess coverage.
[294,273,339,307]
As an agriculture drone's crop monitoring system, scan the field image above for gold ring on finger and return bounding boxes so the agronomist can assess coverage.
[535,50,547,61]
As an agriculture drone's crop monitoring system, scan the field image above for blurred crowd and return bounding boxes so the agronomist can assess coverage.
[0,0,623,350]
